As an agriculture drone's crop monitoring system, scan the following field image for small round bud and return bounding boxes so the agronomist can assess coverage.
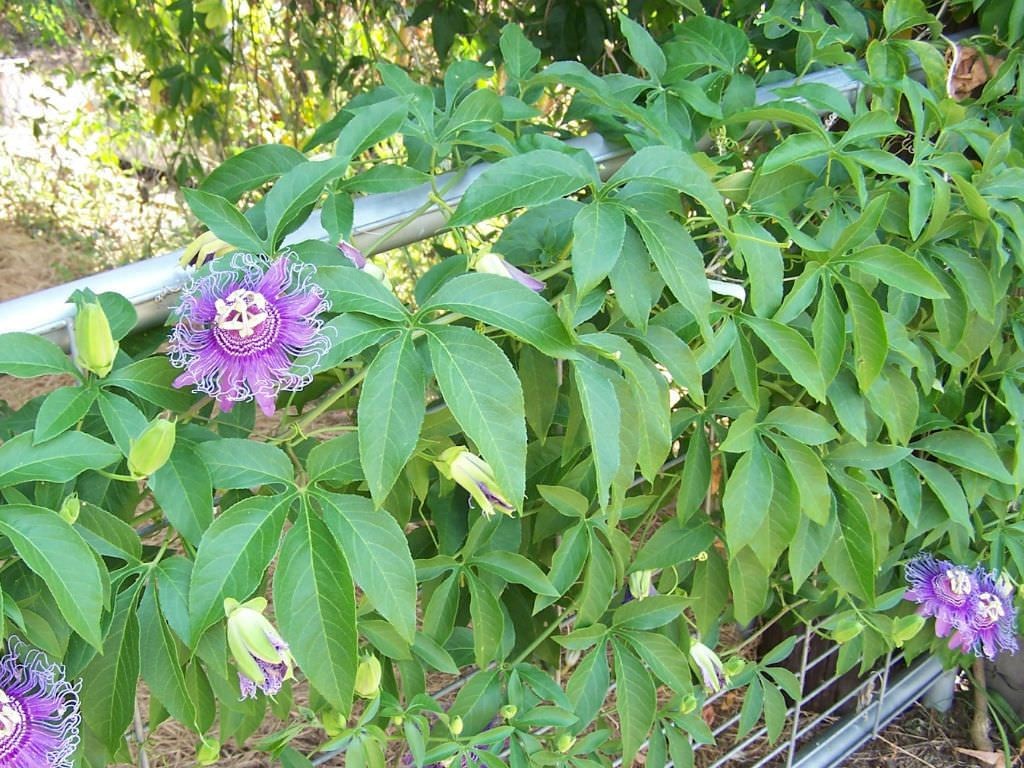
[679,694,698,715]
[74,300,118,378]
[390,715,404,727]
[723,658,745,678]
[58,493,80,524]
[832,616,865,644]
[892,614,925,646]
[128,418,176,478]
[196,739,220,765]
[354,654,382,699]
[449,715,463,736]
[555,733,576,753]
[499,704,518,720]
[321,710,345,737]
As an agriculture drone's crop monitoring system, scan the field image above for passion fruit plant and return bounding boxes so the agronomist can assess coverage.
[1,2,1024,766]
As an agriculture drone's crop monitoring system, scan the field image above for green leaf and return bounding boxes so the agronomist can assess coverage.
[139,584,195,728]
[188,494,290,643]
[263,157,348,250]
[761,133,831,174]
[572,358,621,510]
[318,492,418,643]
[743,316,827,402]
[311,314,398,373]
[103,356,197,410]
[723,443,774,553]
[317,265,410,322]
[79,587,140,754]
[834,484,876,601]
[566,643,609,728]
[196,438,295,489]
[149,441,214,547]
[728,547,769,625]
[448,669,502,736]
[341,164,430,194]
[577,533,616,627]
[628,208,712,339]
[467,574,505,667]
[813,279,844,384]
[0,505,105,649]
[763,406,839,445]
[841,245,947,298]
[732,215,782,317]
[607,146,730,229]
[34,385,97,443]
[613,595,687,631]
[199,143,307,203]
[335,97,408,163]
[448,150,592,227]
[321,190,354,242]
[912,430,1013,484]
[97,390,147,455]
[908,456,971,533]
[307,433,363,486]
[500,23,541,80]
[633,519,716,571]
[427,325,527,507]
[0,332,75,377]
[358,333,426,504]
[636,325,704,407]
[183,188,267,253]
[0,430,120,487]
[443,88,502,139]
[841,279,888,392]
[572,202,626,295]
[274,507,358,713]
[613,641,656,766]
[618,12,667,80]
[774,436,832,526]
[473,550,558,597]
[75,501,142,562]
[421,273,575,358]
[622,630,692,693]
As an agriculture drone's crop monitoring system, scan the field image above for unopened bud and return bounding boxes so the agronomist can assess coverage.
[74,301,118,378]
[832,616,864,644]
[354,654,382,699]
[58,493,80,524]
[196,739,220,765]
[321,710,345,736]
[499,704,518,720]
[723,658,745,678]
[679,694,698,714]
[390,715,404,727]
[128,418,176,478]
[449,715,463,736]
[555,733,576,753]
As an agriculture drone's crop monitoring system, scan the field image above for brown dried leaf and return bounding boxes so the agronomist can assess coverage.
[946,44,1006,100]
[955,747,1006,767]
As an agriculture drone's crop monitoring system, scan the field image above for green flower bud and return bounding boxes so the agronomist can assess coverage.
[723,658,746,678]
[74,300,118,378]
[449,715,463,736]
[679,694,698,714]
[627,569,655,601]
[499,704,518,720]
[390,715,404,727]
[354,654,382,699]
[128,418,176,478]
[321,710,346,737]
[555,733,576,753]
[832,616,864,644]
[58,493,80,524]
[196,738,220,765]
[434,446,515,518]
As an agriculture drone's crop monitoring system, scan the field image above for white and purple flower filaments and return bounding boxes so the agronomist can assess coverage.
[169,253,330,417]
[0,637,81,768]
[905,553,1019,661]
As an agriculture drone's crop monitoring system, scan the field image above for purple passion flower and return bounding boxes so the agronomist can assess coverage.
[169,253,329,417]
[948,570,1018,661]
[904,553,976,637]
[0,637,81,768]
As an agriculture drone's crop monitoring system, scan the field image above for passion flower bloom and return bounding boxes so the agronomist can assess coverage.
[904,553,976,637]
[947,569,1018,661]
[472,252,545,292]
[224,597,295,699]
[0,636,81,768]
[434,446,515,518]
[169,253,329,417]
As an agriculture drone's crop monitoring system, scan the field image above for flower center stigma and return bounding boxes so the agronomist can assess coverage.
[945,568,972,596]
[215,290,269,339]
[977,593,1005,623]
[0,689,26,748]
